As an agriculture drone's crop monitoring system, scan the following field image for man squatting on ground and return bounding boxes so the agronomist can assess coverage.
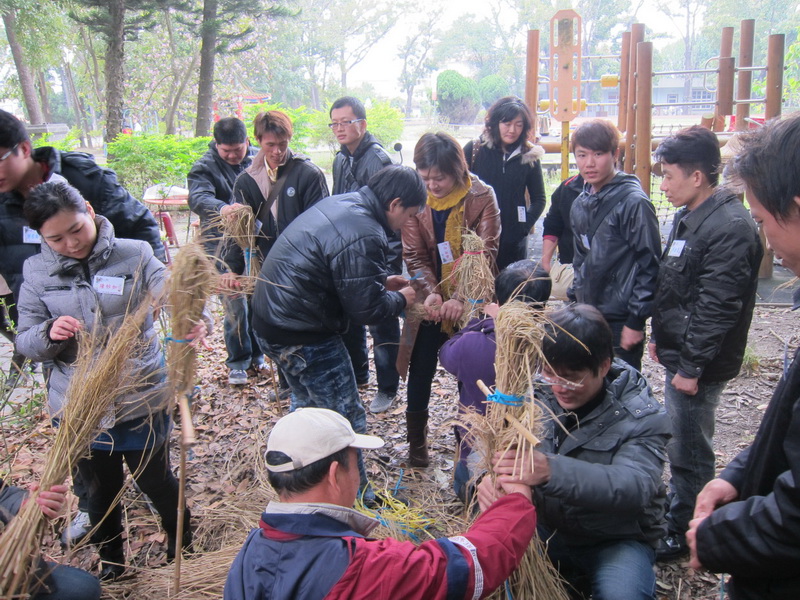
[328,96,400,414]
[188,117,263,386]
[686,114,800,599]
[648,126,762,560]
[224,407,537,599]
[251,165,424,496]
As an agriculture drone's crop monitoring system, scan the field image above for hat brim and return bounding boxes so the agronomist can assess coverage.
[350,432,385,450]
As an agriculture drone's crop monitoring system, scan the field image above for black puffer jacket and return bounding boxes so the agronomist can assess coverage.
[0,147,165,297]
[652,188,762,383]
[542,174,583,264]
[252,187,407,345]
[464,138,546,270]
[331,132,392,195]
[569,173,661,330]
[696,301,800,598]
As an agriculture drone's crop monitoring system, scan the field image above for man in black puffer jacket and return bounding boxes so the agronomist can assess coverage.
[649,126,762,562]
[252,165,425,494]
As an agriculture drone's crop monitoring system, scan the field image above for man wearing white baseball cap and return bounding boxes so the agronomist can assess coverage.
[224,407,537,599]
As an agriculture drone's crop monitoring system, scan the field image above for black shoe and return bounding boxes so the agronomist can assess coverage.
[99,562,126,581]
[656,533,689,562]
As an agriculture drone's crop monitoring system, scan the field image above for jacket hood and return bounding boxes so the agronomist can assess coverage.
[479,135,545,163]
[605,358,655,411]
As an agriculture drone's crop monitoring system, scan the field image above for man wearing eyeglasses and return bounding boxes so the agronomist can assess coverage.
[329,97,400,415]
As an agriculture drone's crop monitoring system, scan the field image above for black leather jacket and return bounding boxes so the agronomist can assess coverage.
[569,173,661,330]
[652,188,762,383]
[252,187,406,345]
[331,132,392,195]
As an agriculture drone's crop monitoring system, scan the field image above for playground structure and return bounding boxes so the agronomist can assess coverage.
[526,12,786,277]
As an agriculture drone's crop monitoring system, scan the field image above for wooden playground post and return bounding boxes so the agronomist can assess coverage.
[715,27,735,130]
[623,24,644,174]
[735,19,755,131]
[634,42,653,193]
[618,31,631,133]
[525,29,540,138]
[765,34,785,120]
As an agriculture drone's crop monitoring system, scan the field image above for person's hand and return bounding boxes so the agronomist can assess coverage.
[440,299,464,323]
[672,373,699,396]
[484,302,500,319]
[30,483,68,520]
[620,326,644,350]
[693,478,738,521]
[386,275,409,291]
[49,316,82,341]
[686,516,704,570]
[398,285,417,306]
[647,342,659,363]
[186,321,211,350]
[493,448,551,487]
[220,202,243,219]
[476,475,501,512]
[219,272,242,293]
[496,479,533,504]
[423,293,443,321]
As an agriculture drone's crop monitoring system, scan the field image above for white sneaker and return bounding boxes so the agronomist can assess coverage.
[369,392,395,414]
[228,369,248,385]
[61,510,91,547]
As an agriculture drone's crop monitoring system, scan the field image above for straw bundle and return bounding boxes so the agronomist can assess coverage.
[445,230,495,329]
[0,300,151,598]
[211,205,260,295]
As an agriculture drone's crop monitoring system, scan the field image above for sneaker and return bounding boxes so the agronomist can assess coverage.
[228,369,248,385]
[61,510,91,547]
[369,392,395,414]
[655,533,689,562]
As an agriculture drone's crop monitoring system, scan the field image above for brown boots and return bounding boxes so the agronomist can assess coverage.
[406,409,430,468]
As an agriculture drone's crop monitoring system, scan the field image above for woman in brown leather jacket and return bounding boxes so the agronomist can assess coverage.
[397,132,501,467]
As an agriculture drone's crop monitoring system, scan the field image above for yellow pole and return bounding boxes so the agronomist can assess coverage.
[561,121,570,180]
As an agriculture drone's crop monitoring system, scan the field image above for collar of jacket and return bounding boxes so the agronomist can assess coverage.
[32,146,62,178]
[262,500,379,537]
[42,215,115,277]
[340,131,380,160]
[673,186,737,235]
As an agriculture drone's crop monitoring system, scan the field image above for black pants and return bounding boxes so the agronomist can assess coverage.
[607,319,644,372]
[406,321,449,412]
[76,442,185,560]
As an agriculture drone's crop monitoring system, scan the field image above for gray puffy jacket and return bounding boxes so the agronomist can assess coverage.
[535,360,670,547]
[16,217,168,423]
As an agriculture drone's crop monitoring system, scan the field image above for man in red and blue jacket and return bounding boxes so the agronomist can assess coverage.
[224,407,536,600]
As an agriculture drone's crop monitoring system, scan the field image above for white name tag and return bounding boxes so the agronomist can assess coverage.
[581,234,590,250]
[668,240,686,257]
[517,206,527,223]
[437,241,454,264]
[23,226,41,244]
[93,275,125,296]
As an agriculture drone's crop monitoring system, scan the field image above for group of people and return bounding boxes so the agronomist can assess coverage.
[0,96,798,600]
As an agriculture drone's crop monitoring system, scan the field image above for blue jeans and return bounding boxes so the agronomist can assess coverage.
[34,563,101,600]
[341,324,369,385]
[664,370,726,536]
[369,317,400,396]
[255,334,370,489]
[222,294,264,370]
[542,528,656,600]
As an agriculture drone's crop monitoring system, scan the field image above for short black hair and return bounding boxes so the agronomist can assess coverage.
[368,165,426,210]
[485,96,533,149]
[654,125,721,186]
[727,114,800,221]
[213,117,247,145]
[495,261,551,306]
[330,96,366,120]
[24,181,88,231]
[0,109,29,150]
[542,304,613,376]
[570,119,620,154]
[266,447,350,496]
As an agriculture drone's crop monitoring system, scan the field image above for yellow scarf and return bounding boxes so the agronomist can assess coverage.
[427,177,472,300]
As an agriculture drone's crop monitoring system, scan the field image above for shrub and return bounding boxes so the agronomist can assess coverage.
[437,70,480,124]
[241,102,317,153]
[478,74,510,108]
[364,101,404,147]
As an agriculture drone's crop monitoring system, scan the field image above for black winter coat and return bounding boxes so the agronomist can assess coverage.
[652,189,762,383]
[252,187,406,345]
[569,173,661,330]
[696,294,800,598]
[0,147,165,298]
[464,138,546,270]
[541,174,583,264]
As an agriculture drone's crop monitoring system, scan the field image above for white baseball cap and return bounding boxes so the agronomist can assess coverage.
[266,408,384,473]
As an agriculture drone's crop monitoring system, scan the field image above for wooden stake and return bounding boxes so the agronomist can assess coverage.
[174,391,196,595]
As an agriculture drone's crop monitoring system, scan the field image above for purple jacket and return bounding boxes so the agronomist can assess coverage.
[440,316,497,416]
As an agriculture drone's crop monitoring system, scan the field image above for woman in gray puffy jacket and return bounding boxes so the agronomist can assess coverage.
[15,181,206,581]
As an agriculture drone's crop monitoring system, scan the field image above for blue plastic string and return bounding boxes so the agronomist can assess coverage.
[486,391,525,406]
[504,579,514,599]
[164,336,191,344]
[467,298,484,305]
[394,468,405,495]
[244,248,252,275]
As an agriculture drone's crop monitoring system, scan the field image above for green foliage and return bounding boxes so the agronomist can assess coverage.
[241,102,317,153]
[365,102,404,147]
[106,134,211,198]
[437,70,480,124]
[32,127,82,152]
[477,75,509,108]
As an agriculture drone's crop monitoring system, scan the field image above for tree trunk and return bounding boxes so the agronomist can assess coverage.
[166,52,200,135]
[37,70,52,122]
[195,0,218,137]
[63,62,92,148]
[405,87,414,116]
[2,10,44,124]
[104,0,126,143]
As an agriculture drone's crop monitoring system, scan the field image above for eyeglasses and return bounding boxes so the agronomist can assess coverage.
[534,369,586,390]
[328,119,364,130]
[0,144,19,162]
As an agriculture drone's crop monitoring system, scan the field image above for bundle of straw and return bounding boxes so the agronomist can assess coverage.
[0,300,151,598]
[211,205,260,295]
[444,230,495,329]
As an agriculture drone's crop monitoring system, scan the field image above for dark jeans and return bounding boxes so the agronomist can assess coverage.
[607,320,644,372]
[341,324,369,385]
[76,442,185,558]
[406,321,449,412]
[33,563,101,600]
[369,317,400,396]
[222,294,264,370]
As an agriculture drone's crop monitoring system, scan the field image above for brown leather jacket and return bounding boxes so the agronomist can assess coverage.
[397,175,501,377]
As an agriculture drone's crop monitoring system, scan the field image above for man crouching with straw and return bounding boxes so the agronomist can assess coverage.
[481,304,670,600]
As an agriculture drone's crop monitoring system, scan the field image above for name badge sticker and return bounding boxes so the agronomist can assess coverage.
[580,234,591,250]
[517,206,527,223]
[437,241,454,264]
[23,227,41,244]
[668,240,686,257]
[93,275,125,296]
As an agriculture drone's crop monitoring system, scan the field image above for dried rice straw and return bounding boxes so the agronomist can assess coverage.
[210,205,260,295]
[443,230,495,328]
[0,300,151,598]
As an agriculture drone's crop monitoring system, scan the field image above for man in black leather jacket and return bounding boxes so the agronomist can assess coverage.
[568,119,661,371]
[251,165,424,493]
[686,114,800,600]
[649,126,762,561]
